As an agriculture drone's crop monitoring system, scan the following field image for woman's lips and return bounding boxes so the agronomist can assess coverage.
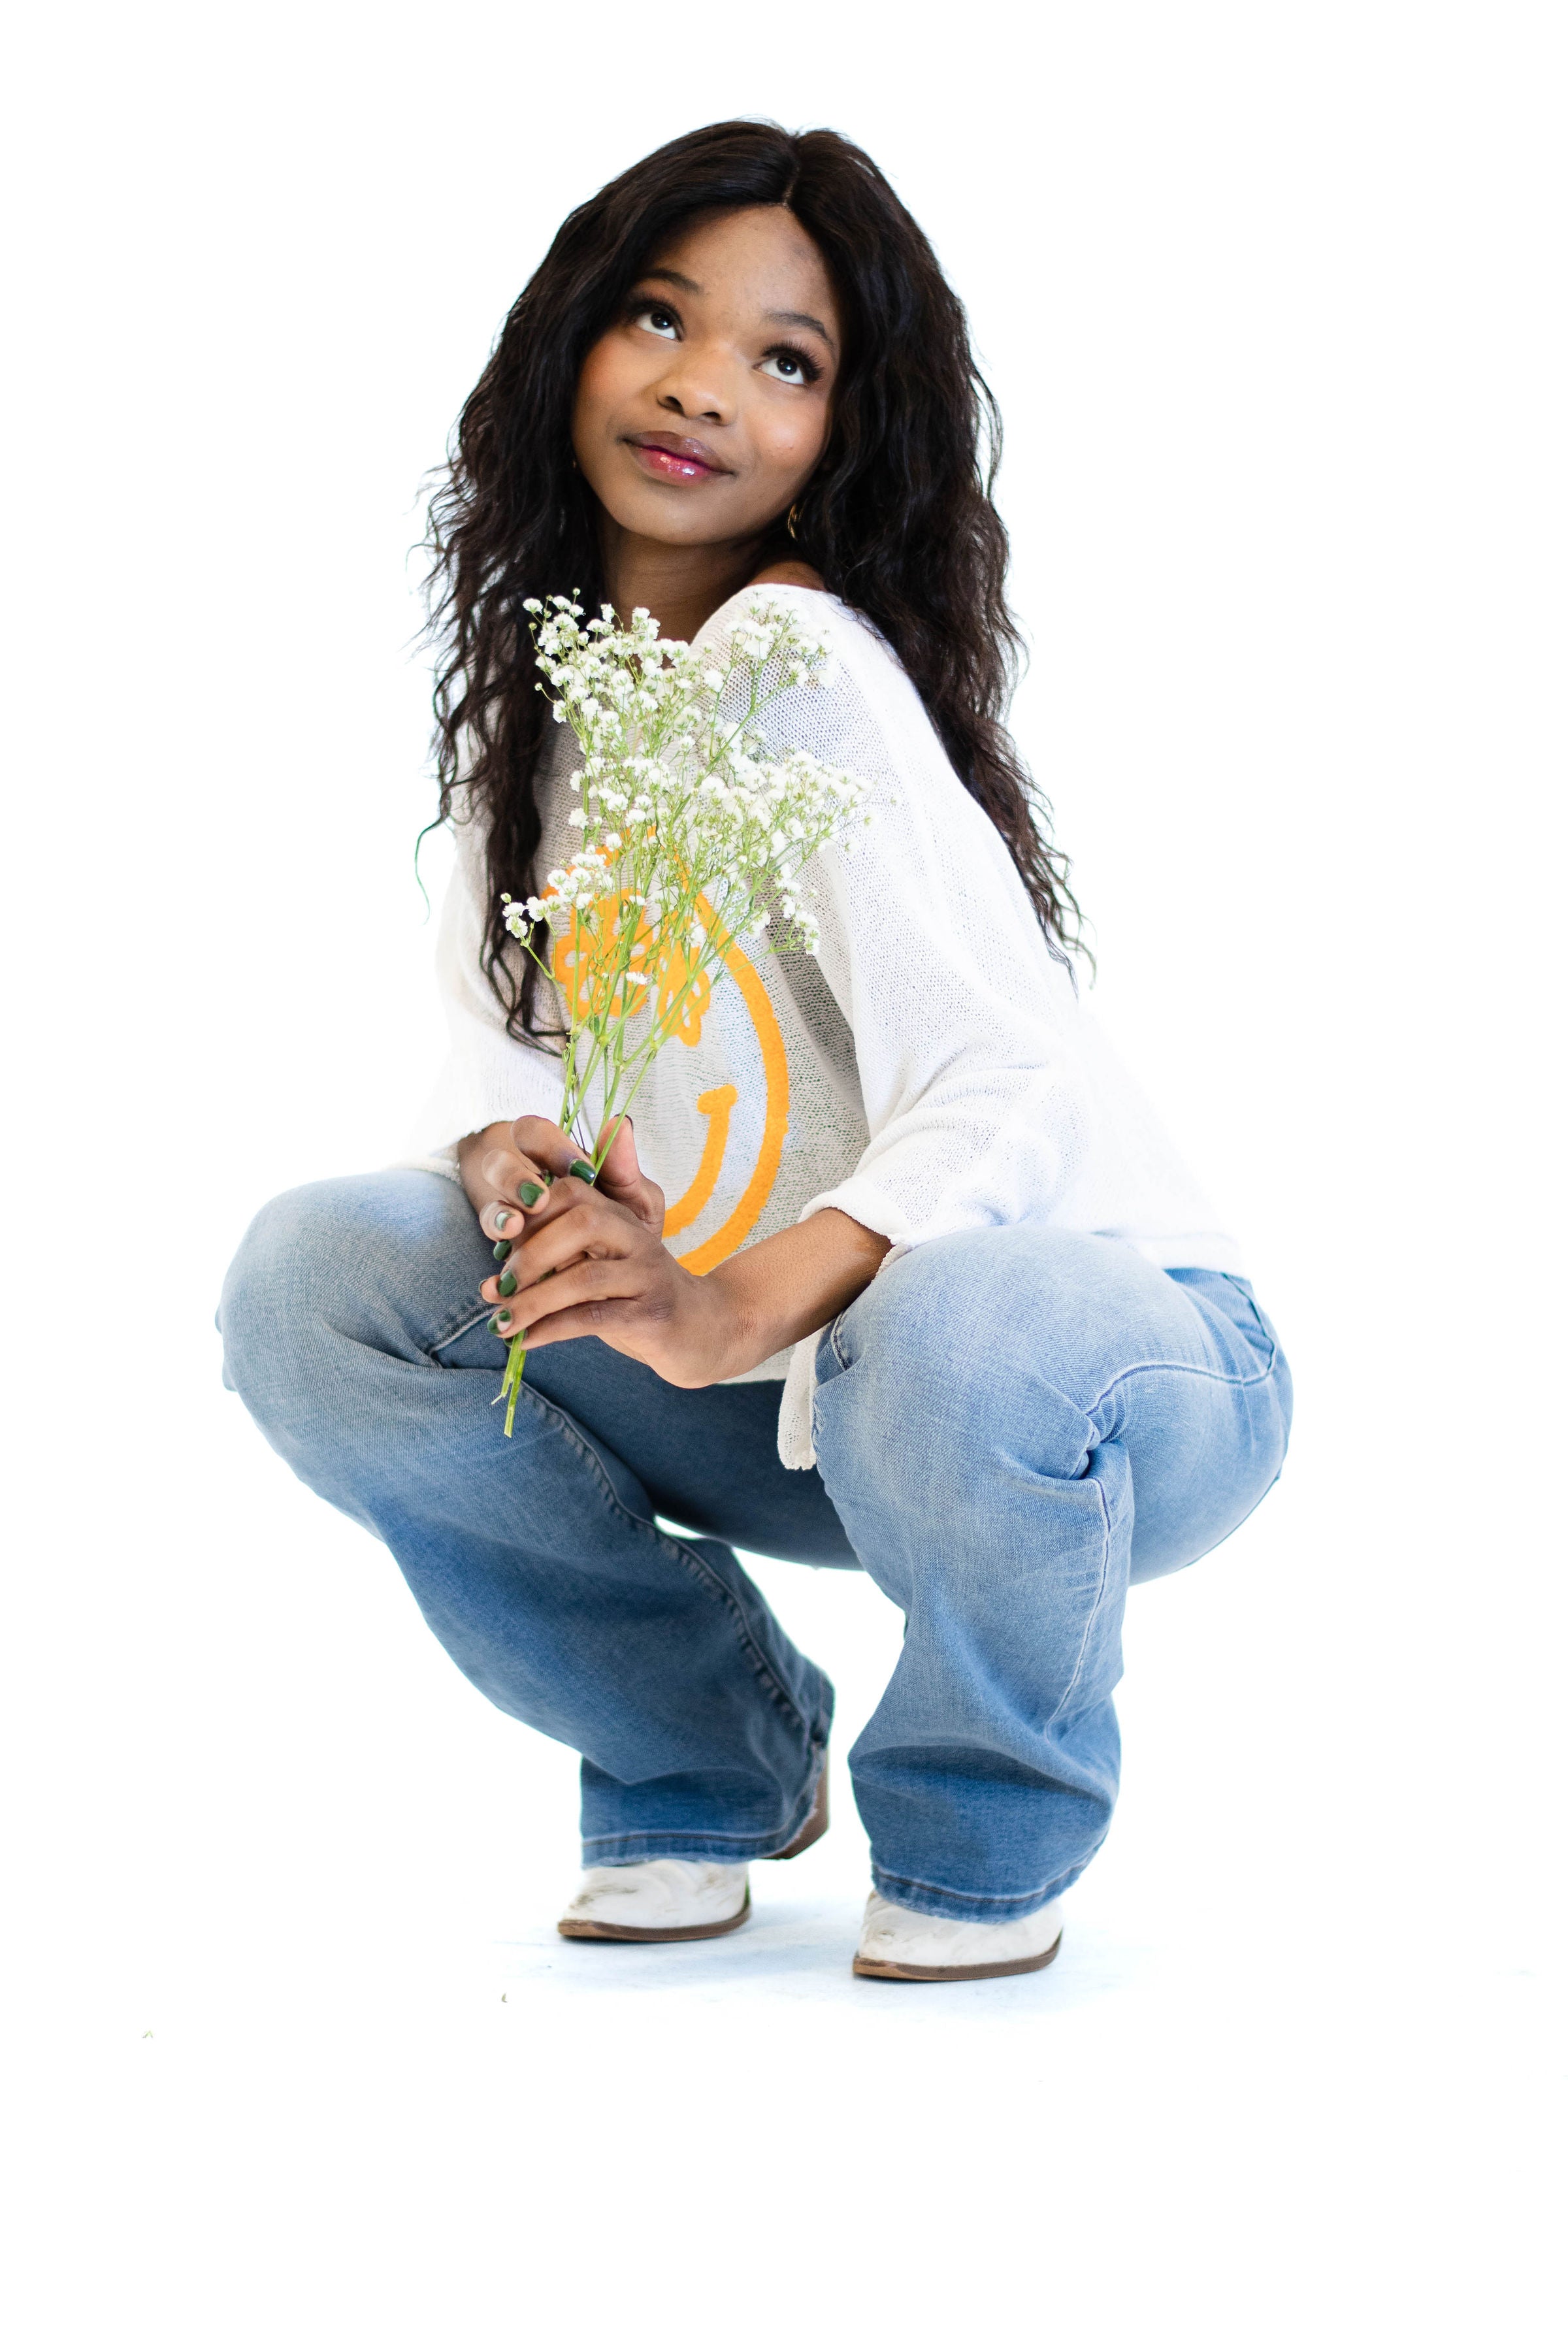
[625,434,726,484]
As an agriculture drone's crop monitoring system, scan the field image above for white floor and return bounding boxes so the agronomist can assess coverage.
[7,1330,1559,2349]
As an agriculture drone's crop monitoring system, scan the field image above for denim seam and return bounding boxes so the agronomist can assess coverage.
[513,1382,818,1744]
[1084,1352,1273,1420]
[1217,1274,1277,1364]
[581,1833,788,1854]
[429,1302,494,1356]
[1048,1470,1114,1729]
[581,1774,824,1862]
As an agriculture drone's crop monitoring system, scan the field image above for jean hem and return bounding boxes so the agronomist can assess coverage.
[582,1831,793,1864]
[581,1744,827,1867]
[870,1858,1089,1923]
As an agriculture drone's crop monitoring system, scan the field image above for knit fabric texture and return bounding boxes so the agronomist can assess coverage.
[404,584,1243,1467]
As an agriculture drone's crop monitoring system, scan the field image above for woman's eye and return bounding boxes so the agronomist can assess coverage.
[759,348,818,385]
[634,305,679,340]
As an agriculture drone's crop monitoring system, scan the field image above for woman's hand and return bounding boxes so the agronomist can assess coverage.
[457,1112,663,1250]
[458,1111,892,1390]
[462,1114,746,1388]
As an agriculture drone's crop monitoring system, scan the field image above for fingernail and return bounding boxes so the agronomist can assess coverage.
[487,1313,503,1334]
[568,1158,596,1184]
[518,1181,543,1207]
[497,1270,517,1296]
[494,1209,513,1232]
[496,1312,513,1333]
[493,1239,511,1262]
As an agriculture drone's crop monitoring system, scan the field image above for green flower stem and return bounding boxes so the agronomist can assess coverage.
[500,1332,527,1437]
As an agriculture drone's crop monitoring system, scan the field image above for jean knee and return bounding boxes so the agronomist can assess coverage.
[220,1181,350,1401]
[817,1228,1113,1490]
[220,1171,462,1415]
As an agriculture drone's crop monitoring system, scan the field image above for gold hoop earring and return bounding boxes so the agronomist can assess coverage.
[786,503,801,540]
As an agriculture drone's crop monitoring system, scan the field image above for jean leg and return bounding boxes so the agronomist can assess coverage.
[811,1226,1291,1920]
[519,1345,860,1569]
[218,1171,831,1860]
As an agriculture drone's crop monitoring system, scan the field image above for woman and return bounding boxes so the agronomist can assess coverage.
[221,122,1291,1984]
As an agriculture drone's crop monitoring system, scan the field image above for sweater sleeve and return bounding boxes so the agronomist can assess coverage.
[739,596,1094,1254]
[404,804,565,1164]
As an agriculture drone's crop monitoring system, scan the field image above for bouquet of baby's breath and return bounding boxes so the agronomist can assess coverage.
[493,590,870,1432]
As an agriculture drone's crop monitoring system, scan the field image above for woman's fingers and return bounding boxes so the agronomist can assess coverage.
[489,1147,636,1266]
[494,1296,636,1353]
[482,1195,630,1304]
[510,1117,593,1183]
[478,1145,549,1206]
[593,1113,640,1186]
[486,1252,645,1344]
[476,1119,656,1301]
[474,1143,552,1250]
[480,1194,530,1243]
[493,1116,662,1239]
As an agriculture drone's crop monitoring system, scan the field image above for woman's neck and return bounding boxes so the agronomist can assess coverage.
[598,521,773,644]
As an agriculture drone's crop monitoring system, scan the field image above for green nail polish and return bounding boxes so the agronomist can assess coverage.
[569,1158,596,1184]
[518,1181,543,1207]
[493,1239,511,1262]
[487,1313,502,1334]
[497,1270,517,1296]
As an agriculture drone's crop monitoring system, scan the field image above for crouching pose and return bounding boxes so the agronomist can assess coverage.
[222,122,1290,1983]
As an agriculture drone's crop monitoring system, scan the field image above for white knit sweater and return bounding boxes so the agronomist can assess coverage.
[406,583,1243,1468]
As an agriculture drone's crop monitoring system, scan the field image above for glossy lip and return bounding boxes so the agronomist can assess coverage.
[624,430,729,483]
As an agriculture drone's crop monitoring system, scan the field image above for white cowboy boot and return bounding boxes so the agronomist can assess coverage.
[853,1890,1064,1981]
[556,1760,827,1944]
[557,1857,751,1942]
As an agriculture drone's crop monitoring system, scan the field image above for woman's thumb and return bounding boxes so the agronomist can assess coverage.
[595,1112,640,1181]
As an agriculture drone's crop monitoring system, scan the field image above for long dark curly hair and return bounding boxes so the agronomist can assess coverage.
[425,119,1082,1039]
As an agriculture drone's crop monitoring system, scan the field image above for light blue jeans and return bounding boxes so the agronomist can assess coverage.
[220,1173,1291,1921]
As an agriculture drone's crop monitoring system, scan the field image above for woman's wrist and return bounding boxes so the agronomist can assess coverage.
[702,1209,890,1378]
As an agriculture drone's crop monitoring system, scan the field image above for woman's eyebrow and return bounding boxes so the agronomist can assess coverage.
[766,308,836,351]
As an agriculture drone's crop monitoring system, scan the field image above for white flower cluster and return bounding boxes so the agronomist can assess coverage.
[502,592,867,968]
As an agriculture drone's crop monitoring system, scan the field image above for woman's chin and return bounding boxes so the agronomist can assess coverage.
[588,469,767,552]
[601,506,767,561]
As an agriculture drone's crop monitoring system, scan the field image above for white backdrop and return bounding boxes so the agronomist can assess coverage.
[4,5,1563,2345]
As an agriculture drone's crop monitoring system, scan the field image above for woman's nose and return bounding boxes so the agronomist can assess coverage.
[651,341,737,426]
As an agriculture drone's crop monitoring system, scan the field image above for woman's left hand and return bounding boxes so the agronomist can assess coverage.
[478,1115,747,1388]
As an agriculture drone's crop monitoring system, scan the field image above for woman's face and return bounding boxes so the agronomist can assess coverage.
[572,206,841,555]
